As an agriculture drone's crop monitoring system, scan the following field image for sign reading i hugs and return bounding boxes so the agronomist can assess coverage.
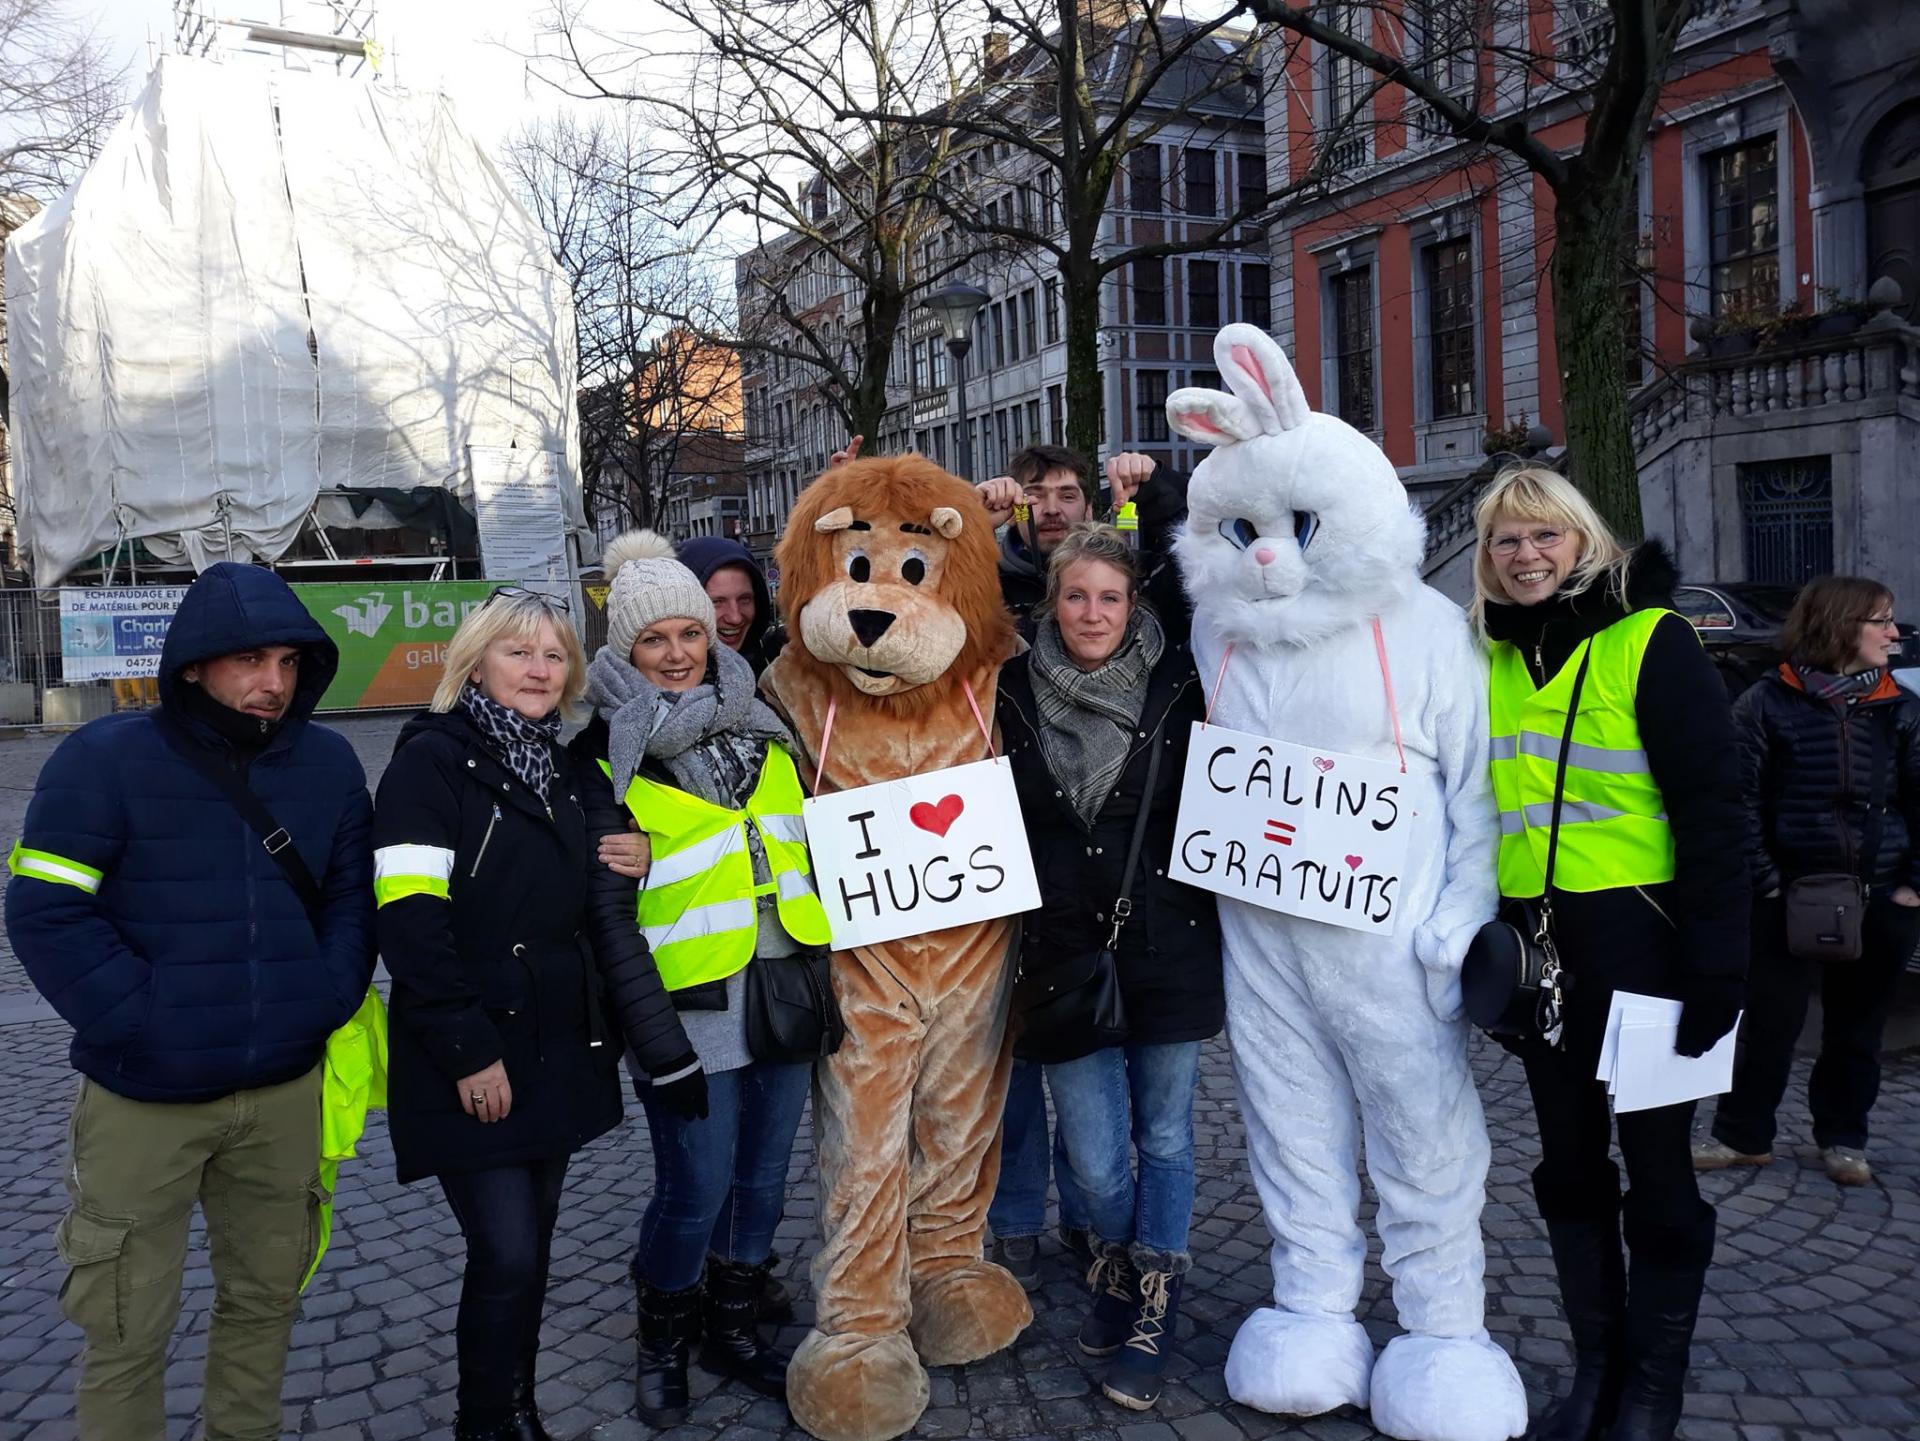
[802,758,1043,950]
[1169,723,1414,934]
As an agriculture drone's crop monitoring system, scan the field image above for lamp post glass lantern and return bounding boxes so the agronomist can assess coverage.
[922,282,991,480]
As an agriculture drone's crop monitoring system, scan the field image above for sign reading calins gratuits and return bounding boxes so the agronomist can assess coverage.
[803,759,1041,950]
[1169,724,1413,934]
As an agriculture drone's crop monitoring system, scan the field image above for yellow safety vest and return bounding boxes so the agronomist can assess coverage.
[306,986,388,1290]
[1489,608,1677,897]
[606,745,829,990]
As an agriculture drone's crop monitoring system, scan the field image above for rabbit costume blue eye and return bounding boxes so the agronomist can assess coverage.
[1219,518,1258,550]
[1293,511,1319,550]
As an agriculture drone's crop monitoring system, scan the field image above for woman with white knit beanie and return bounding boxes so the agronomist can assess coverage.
[568,531,828,1426]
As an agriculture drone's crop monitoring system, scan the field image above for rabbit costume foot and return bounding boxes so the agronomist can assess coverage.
[1369,1331,1527,1441]
[1224,1308,1375,1416]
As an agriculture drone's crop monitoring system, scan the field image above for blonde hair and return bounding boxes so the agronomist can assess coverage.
[430,590,588,717]
[1469,466,1632,632]
[1042,523,1142,614]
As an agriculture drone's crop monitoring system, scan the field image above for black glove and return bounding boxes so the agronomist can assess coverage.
[639,1052,709,1121]
[1674,973,1743,1058]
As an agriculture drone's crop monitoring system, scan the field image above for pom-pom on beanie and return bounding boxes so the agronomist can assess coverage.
[602,530,718,663]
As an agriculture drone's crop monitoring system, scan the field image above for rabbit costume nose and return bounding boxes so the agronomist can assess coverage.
[1254,546,1277,566]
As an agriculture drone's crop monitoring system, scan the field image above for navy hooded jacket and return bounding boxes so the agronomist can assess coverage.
[675,535,785,677]
[7,563,376,1102]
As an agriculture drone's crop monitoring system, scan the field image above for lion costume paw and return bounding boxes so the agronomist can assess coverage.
[787,1329,929,1441]
[908,1259,1033,1366]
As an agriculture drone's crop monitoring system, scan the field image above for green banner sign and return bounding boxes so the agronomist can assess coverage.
[294,582,501,711]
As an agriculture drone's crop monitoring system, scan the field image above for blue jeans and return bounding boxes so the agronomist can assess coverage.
[989,1056,1088,1240]
[636,1060,811,1291]
[1044,1041,1201,1256]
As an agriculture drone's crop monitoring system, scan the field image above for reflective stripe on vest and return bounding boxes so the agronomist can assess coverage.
[8,841,103,894]
[373,844,454,907]
[608,744,830,991]
[1489,607,1678,896]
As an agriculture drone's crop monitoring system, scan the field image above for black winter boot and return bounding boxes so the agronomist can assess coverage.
[1603,1198,1715,1441]
[1078,1239,1136,1356]
[698,1255,789,1398]
[1101,1248,1189,1411]
[506,1373,553,1441]
[1531,1165,1627,1441]
[757,1251,795,1324]
[453,1411,519,1441]
[634,1274,702,1426]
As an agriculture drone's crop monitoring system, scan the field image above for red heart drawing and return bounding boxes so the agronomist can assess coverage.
[1344,854,1363,871]
[1313,757,1335,773]
[910,794,965,837]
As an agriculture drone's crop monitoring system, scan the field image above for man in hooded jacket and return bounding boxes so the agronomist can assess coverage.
[8,562,376,1441]
[677,535,786,677]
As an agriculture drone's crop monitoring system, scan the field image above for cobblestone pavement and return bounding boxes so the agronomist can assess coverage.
[1,718,1916,1441]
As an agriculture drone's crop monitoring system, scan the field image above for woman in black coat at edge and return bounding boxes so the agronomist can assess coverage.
[996,522,1222,1412]
[373,590,698,1441]
[1471,468,1747,1441]
[1697,574,1920,1186]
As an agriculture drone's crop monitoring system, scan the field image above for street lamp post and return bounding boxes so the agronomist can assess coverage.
[921,282,991,480]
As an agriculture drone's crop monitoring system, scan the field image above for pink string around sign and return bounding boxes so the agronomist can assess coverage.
[810,678,997,796]
[1200,625,1407,775]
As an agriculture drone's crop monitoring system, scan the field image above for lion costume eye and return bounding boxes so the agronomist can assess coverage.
[1218,518,1258,550]
[901,549,928,586]
[846,549,871,583]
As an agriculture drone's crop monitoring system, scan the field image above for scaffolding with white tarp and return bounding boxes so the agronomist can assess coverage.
[1,45,585,588]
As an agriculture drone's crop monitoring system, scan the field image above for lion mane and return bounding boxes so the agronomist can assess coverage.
[773,455,1015,718]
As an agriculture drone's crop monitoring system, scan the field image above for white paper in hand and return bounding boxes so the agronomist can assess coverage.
[1597,991,1741,1113]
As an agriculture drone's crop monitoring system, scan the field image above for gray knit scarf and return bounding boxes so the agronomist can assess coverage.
[586,641,791,808]
[1029,607,1165,825]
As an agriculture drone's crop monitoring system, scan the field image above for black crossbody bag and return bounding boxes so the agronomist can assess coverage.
[1463,645,1594,1047]
[1011,715,1165,1064]
[158,717,325,927]
[1783,708,1890,962]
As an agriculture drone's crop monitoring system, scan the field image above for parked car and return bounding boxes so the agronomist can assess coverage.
[1672,581,1915,698]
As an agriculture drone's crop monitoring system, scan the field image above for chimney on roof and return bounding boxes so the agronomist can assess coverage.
[984,31,1009,70]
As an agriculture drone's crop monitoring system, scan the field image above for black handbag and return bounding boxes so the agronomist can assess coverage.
[1011,715,1164,1064]
[1783,710,1889,962]
[1463,645,1593,1046]
[744,947,845,1064]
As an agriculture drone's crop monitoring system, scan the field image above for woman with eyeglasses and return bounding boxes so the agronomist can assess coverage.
[374,589,693,1441]
[1470,468,1747,1441]
[1695,576,1920,1188]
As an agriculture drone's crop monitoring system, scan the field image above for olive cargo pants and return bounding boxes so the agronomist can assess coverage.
[56,1065,327,1441]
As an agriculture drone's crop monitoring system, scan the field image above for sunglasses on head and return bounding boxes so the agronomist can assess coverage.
[488,585,572,614]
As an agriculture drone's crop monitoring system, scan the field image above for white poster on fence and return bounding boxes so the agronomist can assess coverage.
[1169,723,1414,934]
[802,758,1041,951]
[470,446,570,583]
[58,587,190,681]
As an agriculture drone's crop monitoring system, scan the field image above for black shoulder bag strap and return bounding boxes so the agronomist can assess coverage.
[1540,642,1597,905]
[1106,711,1168,950]
[1856,705,1891,888]
[156,717,325,924]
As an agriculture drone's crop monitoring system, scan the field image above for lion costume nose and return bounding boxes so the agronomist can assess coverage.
[849,608,896,648]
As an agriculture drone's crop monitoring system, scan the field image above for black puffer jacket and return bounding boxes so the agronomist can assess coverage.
[1483,543,1749,1067]
[998,633,1223,1047]
[1735,666,1920,896]
[374,709,684,1182]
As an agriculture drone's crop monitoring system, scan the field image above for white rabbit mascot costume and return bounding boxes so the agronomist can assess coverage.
[1169,325,1526,1441]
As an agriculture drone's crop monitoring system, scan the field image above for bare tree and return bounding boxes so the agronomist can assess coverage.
[825,3,1351,460]
[0,0,122,199]
[1237,0,1703,536]
[506,114,740,534]
[539,0,998,442]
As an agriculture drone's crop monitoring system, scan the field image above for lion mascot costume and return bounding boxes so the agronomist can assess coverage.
[1168,325,1527,1441]
[763,455,1031,1441]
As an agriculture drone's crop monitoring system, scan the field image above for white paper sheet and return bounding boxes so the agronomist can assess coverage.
[1597,991,1740,1114]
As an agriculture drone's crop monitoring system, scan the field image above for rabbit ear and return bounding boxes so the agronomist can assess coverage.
[1213,324,1311,434]
[1166,388,1262,447]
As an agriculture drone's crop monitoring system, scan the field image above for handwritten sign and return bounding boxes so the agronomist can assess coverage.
[803,758,1041,950]
[1169,723,1413,934]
